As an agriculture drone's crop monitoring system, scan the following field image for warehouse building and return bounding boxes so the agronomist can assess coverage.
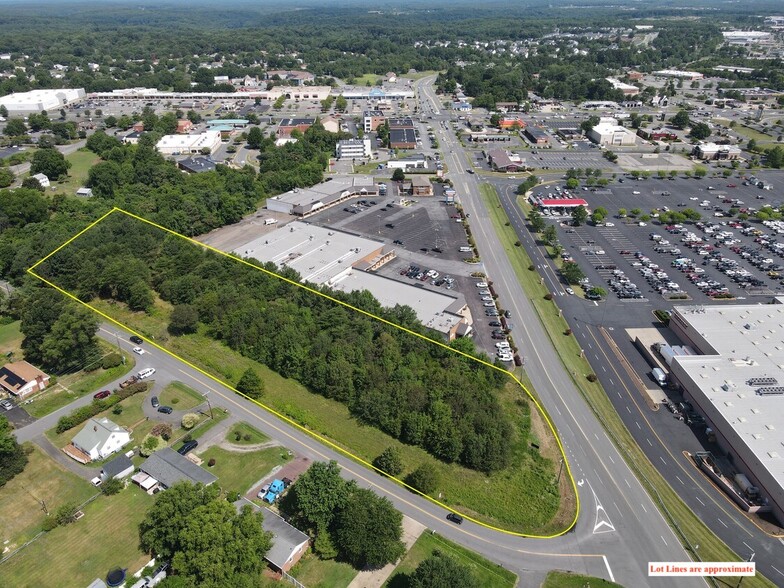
[235,222,472,339]
[156,130,222,155]
[524,126,550,144]
[606,77,640,96]
[0,88,85,112]
[265,176,379,216]
[667,301,784,524]
[587,122,637,146]
[653,69,704,80]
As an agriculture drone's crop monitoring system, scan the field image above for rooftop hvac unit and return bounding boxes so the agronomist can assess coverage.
[748,376,778,386]
[756,387,784,396]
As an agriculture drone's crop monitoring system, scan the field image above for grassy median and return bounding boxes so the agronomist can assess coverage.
[480,183,775,588]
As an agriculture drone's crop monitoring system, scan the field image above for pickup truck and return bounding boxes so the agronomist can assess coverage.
[119,375,139,389]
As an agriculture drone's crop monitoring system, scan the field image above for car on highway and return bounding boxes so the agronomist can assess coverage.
[93,390,111,400]
[446,513,463,525]
[130,335,143,344]
[157,406,173,414]
[466,169,474,174]
[132,347,145,355]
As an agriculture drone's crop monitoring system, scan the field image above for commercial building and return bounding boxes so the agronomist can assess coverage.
[0,360,50,399]
[531,197,589,212]
[524,126,550,144]
[234,222,472,339]
[692,142,742,161]
[388,117,415,130]
[667,301,784,524]
[206,119,248,129]
[340,86,414,101]
[486,149,525,172]
[363,110,386,133]
[335,138,372,160]
[453,101,472,111]
[277,118,315,138]
[156,130,222,155]
[0,88,85,112]
[637,128,678,141]
[587,122,637,146]
[265,70,315,86]
[722,31,772,45]
[389,128,417,149]
[653,70,704,80]
[178,156,217,174]
[407,175,433,196]
[720,87,784,102]
[386,154,427,170]
[265,176,379,216]
[606,77,640,96]
[498,115,526,130]
[176,119,193,134]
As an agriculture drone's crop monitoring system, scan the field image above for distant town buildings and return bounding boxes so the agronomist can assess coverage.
[653,69,704,81]
[0,88,85,112]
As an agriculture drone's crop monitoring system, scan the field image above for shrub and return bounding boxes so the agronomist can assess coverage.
[373,446,403,477]
[564,328,572,336]
[243,434,251,442]
[529,264,535,271]
[101,353,123,369]
[112,404,123,415]
[183,433,193,443]
[101,478,123,496]
[181,413,199,429]
[150,423,172,440]
[405,464,439,494]
[234,431,242,442]
[41,516,58,532]
[55,502,79,526]
[140,434,166,457]
[55,382,148,434]
[586,373,598,382]
[171,397,179,404]
[208,458,216,467]
[544,293,553,301]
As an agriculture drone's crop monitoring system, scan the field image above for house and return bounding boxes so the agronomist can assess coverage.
[122,131,142,145]
[0,360,50,399]
[76,187,93,197]
[389,128,416,149]
[31,173,50,188]
[487,149,526,172]
[65,418,130,464]
[408,175,433,196]
[178,156,217,174]
[234,499,310,574]
[100,454,135,482]
[176,119,193,134]
[277,118,315,138]
[134,447,217,491]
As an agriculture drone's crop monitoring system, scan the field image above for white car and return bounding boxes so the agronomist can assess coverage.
[565,287,575,295]
[495,342,511,349]
[497,354,514,362]
[137,368,156,379]
[475,282,488,288]
[604,222,614,227]
[90,476,103,487]
[132,347,145,355]
[639,222,647,227]
[633,190,641,195]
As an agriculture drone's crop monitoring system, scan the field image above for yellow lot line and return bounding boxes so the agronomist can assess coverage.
[27,207,580,540]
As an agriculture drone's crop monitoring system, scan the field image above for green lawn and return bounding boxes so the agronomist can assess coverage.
[46,148,100,195]
[199,445,291,495]
[541,571,624,588]
[290,552,357,588]
[384,531,517,588]
[158,381,204,411]
[27,344,135,418]
[353,73,383,86]
[0,319,22,351]
[226,421,269,445]
[0,445,96,547]
[481,184,776,588]
[733,125,776,147]
[0,484,153,587]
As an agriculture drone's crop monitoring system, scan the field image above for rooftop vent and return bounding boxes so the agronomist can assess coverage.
[756,387,784,396]
[748,377,778,386]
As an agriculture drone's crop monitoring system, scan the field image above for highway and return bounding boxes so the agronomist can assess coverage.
[415,75,703,586]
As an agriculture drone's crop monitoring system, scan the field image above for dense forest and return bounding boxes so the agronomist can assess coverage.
[32,211,515,473]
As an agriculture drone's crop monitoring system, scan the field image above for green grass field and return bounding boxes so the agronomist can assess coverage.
[0,445,96,547]
[353,73,383,86]
[226,421,269,445]
[480,183,776,588]
[733,125,777,149]
[0,320,22,351]
[290,552,357,588]
[47,148,100,195]
[0,484,153,587]
[199,445,291,495]
[542,570,624,588]
[26,345,135,418]
[384,531,517,588]
[158,381,204,411]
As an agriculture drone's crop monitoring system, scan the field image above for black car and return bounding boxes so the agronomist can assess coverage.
[385,223,395,229]
[489,321,502,327]
[151,396,159,408]
[504,310,512,319]
[431,247,443,253]
[393,239,403,245]
[178,440,198,455]
[130,335,143,344]
[157,406,173,414]
[446,513,464,525]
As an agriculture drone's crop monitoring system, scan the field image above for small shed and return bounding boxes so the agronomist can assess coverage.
[76,187,93,197]
[31,173,50,188]
[100,454,135,482]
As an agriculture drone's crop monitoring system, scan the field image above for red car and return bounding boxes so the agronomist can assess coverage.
[727,184,737,188]
[93,390,111,400]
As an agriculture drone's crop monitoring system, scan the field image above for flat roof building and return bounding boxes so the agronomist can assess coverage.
[363,110,386,133]
[486,149,525,172]
[653,69,704,80]
[177,156,217,174]
[336,138,372,160]
[587,122,637,146]
[277,118,315,138]
[0,88,85,112]
[389,128,416,149]
[265,176,379,217]
[606,77,640,96]
[524,126,550,144]
[692,142,742,161]
[668,300,784,524]
[156,130,222,155]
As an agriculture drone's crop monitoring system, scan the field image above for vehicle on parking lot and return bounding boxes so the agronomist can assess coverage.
[151,396,159,408]
[565,287,574,295]
[475,282,488,288]
[1,399,14,411]
[485,309,499,316]
[489,320,502,327]
[93,390,111,400]
[483,301,495,307]
[466,169,474,174]
[157,406,173,414]
[393,239,403,245]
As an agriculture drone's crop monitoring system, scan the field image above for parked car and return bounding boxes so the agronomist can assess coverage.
[157,406,173,414]
[93,390,111,400]
[138,367,156,379]
[178,440,198,455]
[1,399,14,411]
[151,396,159,408]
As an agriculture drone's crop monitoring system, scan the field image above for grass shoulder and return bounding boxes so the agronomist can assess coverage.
[542,570,624,588]
[158,381,204,411]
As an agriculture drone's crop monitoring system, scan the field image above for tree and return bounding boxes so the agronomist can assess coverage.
[86,161,122,197]
[4,118,27,136]
[101,477,123,495]
[281,460,351,534]
[30,148,71,181]
[588,286,607,298]
[0,416,28,487]
[405,463,439,494]
[670,110,691,129]
[561,262,585,285]
[617,208,627,217]
[565,177,579,190]
[127,280,154,312]
[0,168,14,188]
[580,115,599,135]
[690,122,711,140]
[747,139,757,153]
[527,209,545,233]
[236,368,265,399]
[693,166,708,178]
[168,304,199,335]
[765,146,784,169]
[410,550,479,588]
[542,224,558,247]
[40,305,100,372]
[335,95,347,112]
[373,446,403,476]
[571,205,588,227]
[55,502,80,526]
[392,168,405,182]
[0,104,7,118]
[331,488,405,569]
[246,126,263,150]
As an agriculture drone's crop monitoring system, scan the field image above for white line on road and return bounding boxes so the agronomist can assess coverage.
[608,454,615,464]
[626,406,632,414]
[617,391,621,398]
[696,496,705,507]
[718,518,728,528]
[641,502,648,513]
[609,378,614,385]
[602,365,607,372]
[624,478,631,488]
[676,475,685,486]
[646,438,653,447]
[555,406,562,415]
[771,565,783,577]
[603,556,616,583]
[660,456,666,465]
[743,541,753,551]
[661,535,668,546]
[635,421,641,430]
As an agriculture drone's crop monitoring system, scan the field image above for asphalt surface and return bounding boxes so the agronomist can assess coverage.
[494,179,784,580]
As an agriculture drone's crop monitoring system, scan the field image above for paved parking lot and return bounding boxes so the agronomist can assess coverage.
[529,151,612,170]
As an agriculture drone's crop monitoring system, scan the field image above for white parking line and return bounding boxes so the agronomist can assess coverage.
[771,565,783,578]
[603,556,616,583]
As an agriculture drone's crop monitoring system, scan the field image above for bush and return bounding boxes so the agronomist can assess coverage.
[586,373,598,382]
[41,516,58,532]
[181,413,199,429]
[112,404,123,415]
[171,397,179,404]
[544,293,553,301]
[235,431,242,442]
[150,423,172,440]
[373,446,403,477]
[208,458,216,467]
[564,328,572,336]
[243,434,251,442]
[140,433,166,457]
[55,382,148,434]
[101,478,123,495]
[529,264,535,271]
[55,502,79,526]
[101,353,123,369]
[405,464,439,495]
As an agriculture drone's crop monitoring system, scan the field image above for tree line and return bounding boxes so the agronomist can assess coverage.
[35,212,516,474]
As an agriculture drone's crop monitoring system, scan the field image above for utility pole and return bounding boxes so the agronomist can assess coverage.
[556,458,564,486]
[204,392,214,419]
[114,332,125,364]
[736,552,754,588]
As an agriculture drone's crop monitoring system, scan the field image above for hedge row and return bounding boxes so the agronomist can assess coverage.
[55,381,148,434]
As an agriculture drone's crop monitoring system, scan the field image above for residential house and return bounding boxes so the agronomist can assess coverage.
[100,454,135,482]
[0,360,50,399]
[65,418,131,464]
[31,173,50,188]
[122,131,142,145]
[133,447,217,492]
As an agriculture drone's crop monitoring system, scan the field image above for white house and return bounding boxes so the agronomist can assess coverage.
[31,173,50,188]
[65,418,131,463]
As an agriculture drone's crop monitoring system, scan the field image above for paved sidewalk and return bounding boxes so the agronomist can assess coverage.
[346,515,426,588]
